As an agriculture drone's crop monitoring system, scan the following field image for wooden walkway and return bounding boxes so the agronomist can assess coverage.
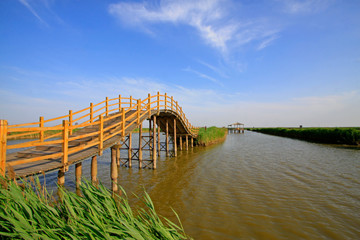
[1,93,198,185]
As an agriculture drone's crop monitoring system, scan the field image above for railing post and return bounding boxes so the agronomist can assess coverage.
[39,116,44,142]
[137,99,140,125]
[130,96,133,109]
[69,110,73,135]
[99,115,103,156]
[171,96,174,111]
[106,97,109,117]
[0,120,7,177]
[165,93,167,110]
[118,94,122,112]
[157,91,160,112]
[176,101,178,113]
[90,103,93,123]
[122,108,125,137]
[148,93,151,118]
[62,120,69,171]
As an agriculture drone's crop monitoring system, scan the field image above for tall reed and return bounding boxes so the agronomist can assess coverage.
[251,127,360,145]
[0,177,190,239]
[196,127,227,146]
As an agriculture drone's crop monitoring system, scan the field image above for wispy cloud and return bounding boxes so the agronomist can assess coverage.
[277,0,333,14]
[257,34,279,50]
[108,0,280,53]
[18,0,48,26]
[197,60,229,78]
[183,67,223,86]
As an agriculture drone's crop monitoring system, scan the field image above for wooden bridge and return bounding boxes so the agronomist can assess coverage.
[0,93,198,191]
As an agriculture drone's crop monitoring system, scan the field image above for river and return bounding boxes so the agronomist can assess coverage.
[12,131,360,239]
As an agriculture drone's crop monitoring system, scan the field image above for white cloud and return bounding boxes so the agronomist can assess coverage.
[183,67,223,86]
[278,0,333,14]
[197,60,229,78]
[18,0,48,26]
[257,34,279,50]
[108,0,279,53]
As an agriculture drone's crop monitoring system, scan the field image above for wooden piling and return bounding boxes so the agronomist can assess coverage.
[58,169,65,186]
[174,119,177,157]
[152,115,157,169]
[191,137,194,148]
[149,118,152,155]
[91,155,97,184]
[128,133,132,168]
[111,146,118,193]
[186,135,188,151]
[138,122,143,169]
[75,162,82,189]
[179,136,183,151]
[0,120,7,177]
[116,145,120,166]
[166,118,169,157]
[157,119,160,156]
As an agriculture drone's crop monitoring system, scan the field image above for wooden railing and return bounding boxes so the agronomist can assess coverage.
[0,93,199,176]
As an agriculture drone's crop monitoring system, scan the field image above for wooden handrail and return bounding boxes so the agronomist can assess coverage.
[1,93,197,175]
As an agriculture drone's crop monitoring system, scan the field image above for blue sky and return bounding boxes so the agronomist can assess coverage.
[0,0,359,127]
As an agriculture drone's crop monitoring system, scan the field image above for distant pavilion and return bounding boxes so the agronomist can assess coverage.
[227,122,245,133]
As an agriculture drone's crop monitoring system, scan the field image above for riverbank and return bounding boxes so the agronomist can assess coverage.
[249,127,360,145]
[195,127,228,146]
[0,177,189,239]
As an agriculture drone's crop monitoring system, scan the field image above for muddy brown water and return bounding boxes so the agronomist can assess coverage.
[9,131,360,239]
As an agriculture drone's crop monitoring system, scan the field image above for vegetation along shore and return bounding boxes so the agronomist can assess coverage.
[249,127,360,146]
[0,177,190,240]
[195,127,228,146]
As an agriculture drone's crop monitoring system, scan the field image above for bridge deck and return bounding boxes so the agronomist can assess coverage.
[6,110,146,177]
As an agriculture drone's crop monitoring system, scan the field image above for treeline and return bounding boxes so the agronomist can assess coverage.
[250,127,360,145]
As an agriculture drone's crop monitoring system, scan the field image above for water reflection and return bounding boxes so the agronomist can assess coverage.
[9,131,360,239]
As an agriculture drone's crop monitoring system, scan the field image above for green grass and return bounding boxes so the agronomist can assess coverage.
[250,127,360,145]
[195,127,227,146]
[0,177,190,240]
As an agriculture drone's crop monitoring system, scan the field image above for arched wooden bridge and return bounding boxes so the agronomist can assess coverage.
[0,93,198,189]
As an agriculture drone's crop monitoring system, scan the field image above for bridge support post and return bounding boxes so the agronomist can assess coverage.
[185,135,188,151]
[179,136,183,151]
[91,155,97,184]
[166,118,169,157]
[111,146,118,193]
[116,145,120,166]
[191,137,194,148]
[149,119,152,157]
[173,119,177,157]
[152,115,157,169]
[138,122,143,169]
[157,118,160,157]
[0,120,7,177]
[128,133,132,168]
[75,162,82,189]
[58,169,65,186]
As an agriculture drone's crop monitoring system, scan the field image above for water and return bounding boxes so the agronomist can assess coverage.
[11,131,360,239]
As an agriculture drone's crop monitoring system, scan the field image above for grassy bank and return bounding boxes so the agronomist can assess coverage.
[195,127,227,146]
[0,178,189,239]
[250,127,360,145]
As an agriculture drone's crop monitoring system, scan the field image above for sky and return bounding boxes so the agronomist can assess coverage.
[0,0,359,127]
